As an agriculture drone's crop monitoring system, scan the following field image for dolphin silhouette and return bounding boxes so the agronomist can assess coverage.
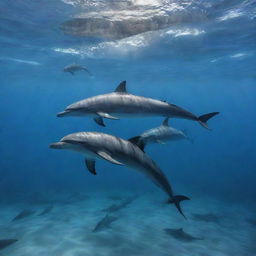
[63,64,91,75]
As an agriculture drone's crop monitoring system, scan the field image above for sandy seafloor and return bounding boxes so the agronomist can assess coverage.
[0,190,255,256]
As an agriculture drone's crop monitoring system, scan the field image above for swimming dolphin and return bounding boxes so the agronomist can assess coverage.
[50,132,190,218]
[57,81,219,129]
[102,196,136,213]
[38,205,53,216]
[164,228,203,242]
[63,64,91,75]
[93,214,118,232]
[12,209,34,221]
[129,118,190,151]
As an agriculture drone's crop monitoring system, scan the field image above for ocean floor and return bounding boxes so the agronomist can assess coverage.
[0,190,255,256]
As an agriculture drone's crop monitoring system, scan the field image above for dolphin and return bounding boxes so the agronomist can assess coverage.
[129,118,190,151]
[93,214,118,232]
[164,228,203,242]
[63,64,91,75]
[50,132,190,218]
[12,209,34,221]
[0,239,18,250]
[57,81,219,129]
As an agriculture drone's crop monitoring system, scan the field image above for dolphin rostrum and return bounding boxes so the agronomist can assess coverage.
[50,132,190,218]
[129,118,191,151]
[63,64,91,75]
[57,81,219,129]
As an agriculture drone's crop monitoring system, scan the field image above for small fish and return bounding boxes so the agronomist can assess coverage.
[192,213,221,223]
[0,239,18,250]
[93,214,118,232]
[38,205,53,216]
[63,64,91,75]
[12,209,34,221]
[164,228,203,242]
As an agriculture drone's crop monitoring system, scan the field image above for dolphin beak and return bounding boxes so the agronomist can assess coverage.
[49,142,66,149]
[57,111,68,117]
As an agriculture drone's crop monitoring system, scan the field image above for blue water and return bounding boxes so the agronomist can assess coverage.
[0,1,256,255]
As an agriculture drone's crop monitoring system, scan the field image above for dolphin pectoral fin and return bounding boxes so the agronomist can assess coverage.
[162,118,169,126]
[69,71,74,75]
[97,151,124,166]
[94,117,105,127]
[114,81,127,93]
[97,112,119,120]
[85,158,97,175]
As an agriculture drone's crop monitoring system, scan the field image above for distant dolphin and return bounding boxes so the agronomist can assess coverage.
[50,132,190,218]
[63,64,91,75]
[12,209,34,221]
[57,81,219,129]
[129,118,190,151]
[164,228,203,242]
[93,214,118,232]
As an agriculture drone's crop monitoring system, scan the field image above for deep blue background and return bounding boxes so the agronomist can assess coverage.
[0,0,255,206]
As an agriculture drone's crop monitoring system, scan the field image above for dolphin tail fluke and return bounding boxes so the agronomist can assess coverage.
[128,136,145,152]
[169,195,190,219]
[198,112,219,130]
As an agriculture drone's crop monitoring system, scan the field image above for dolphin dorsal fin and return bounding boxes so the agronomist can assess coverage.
[128,136,145,152]
[162,118,169,126]
[115,81,127,93]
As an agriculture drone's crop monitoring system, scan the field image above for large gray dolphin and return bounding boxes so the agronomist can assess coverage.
[57,81,219,129]
[129,118,190,151]
[50,132,190,218]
